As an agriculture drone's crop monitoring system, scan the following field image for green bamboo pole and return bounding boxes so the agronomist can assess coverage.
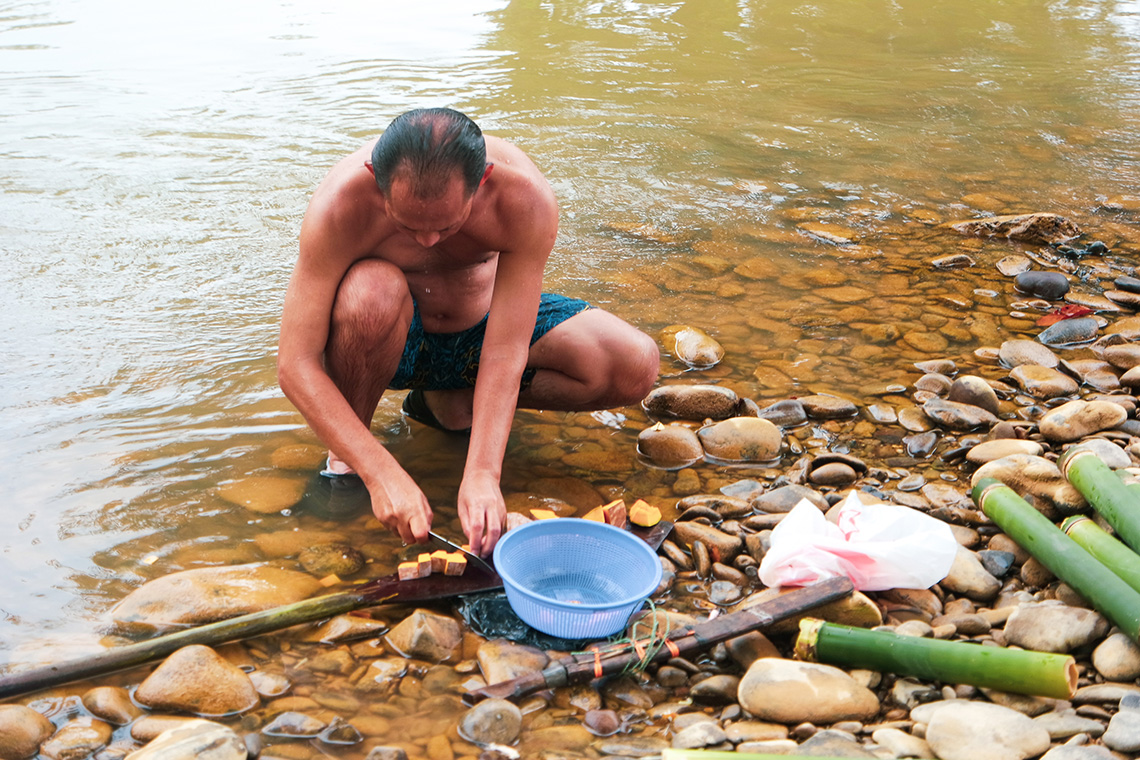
[972,478,1140,642]
[1059,449,1140,552]
[1061,515,1140,594]
[0,591,373,700]
[795,619,1076,699]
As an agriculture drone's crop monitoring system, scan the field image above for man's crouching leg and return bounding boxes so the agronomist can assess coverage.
[324,259,414,473]
[520,309,660,412]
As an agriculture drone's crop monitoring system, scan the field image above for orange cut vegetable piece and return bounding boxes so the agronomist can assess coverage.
[629,499,662,527]
[430,550,450,573]
[530,508,559,520]
[443,553,467,576]
[582,505,606,522]
[602,499,628,527]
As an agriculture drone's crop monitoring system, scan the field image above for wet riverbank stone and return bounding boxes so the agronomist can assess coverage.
[1016,271,1070,300]
[663,324,725,369]
[943,212,1080,245]
[82,685,141,725]
[947,375,1000,415]
[1039,317,1100,347]
[125,719,246,760]
[39,717,112,760]
[217,475,307,514]
[1092,632,1140,682]
[737,659,879,724]
[1000,339,1060,368]
[385,609,461,662]
[671,521,743,561]
[698,417,782,462]
[638,423,704,468]
[477,639,549,685]
[642,384,742,420]
[922,397,999,431]
[940,546,1001,602]
[1038,399,1129,443]
[0,704,55,760]
[135,645,259,716]
[922,701,1051,760]
[111,564,321,633]
[1104,698,1140,754]
[966,439,1043,464]
[971,454,1087,515]
[1009,364,1079,398]
[458,698,522,745]
[1004,602,1109,653]
[799,395,858,419]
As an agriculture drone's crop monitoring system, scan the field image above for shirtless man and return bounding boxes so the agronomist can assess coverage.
[278,108,660,555]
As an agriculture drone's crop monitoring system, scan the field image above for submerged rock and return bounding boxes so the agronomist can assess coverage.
[942,212,1080,245]
[0,704,55,760]
[385,609,461,662]
[637,423,704,468]
[135,645,259,716]
[39,717,113,760]
[697,417,782,462]
[662,324,725,369]
[458,699,522,746]
[1016,271,1070,300]
[112,564,321,633]
[641,384,742,420]
[126,719,246,760]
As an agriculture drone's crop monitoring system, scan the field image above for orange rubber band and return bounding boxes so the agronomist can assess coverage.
[665,639,680,657]
[589,645,603,678]
[632,637,647,661]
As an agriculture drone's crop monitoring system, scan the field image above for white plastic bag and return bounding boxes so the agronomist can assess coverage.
[758,491,958,591]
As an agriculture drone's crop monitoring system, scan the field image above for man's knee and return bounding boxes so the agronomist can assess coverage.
[608,328,660,405]
[331,259,411,332]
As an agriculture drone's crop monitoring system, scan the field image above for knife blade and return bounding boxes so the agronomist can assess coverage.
[427,530,497,576]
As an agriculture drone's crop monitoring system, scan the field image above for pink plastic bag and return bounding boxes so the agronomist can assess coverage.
[758,491,957,591]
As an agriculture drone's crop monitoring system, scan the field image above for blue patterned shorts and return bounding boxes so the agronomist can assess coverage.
[387,294,592,391]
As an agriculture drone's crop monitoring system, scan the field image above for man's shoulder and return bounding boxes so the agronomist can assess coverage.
[482,139,557,224]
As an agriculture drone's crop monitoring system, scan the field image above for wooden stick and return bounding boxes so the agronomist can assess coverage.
[465,575,854,703]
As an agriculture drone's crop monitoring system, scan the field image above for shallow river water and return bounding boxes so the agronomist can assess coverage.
[3,0,1140,749]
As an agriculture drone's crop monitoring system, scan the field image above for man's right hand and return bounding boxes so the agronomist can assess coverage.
[365,468,433,545]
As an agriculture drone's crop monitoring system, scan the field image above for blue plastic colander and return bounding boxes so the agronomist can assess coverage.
[493,518,663,639]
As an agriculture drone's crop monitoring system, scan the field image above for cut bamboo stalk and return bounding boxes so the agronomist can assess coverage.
[972,478,1140,642]
[1061,515,1140,594]
[795,619,1076,699]
[1058,448,1140,552]
[0,591,369,700]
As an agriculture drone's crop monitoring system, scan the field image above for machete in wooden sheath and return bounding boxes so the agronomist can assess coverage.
[465,574,854,703]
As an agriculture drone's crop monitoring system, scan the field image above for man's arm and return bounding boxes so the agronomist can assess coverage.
[277,182,433,543]
[457,175,559,555]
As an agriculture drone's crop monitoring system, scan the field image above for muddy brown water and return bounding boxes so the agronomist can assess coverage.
[2,0,1140,756]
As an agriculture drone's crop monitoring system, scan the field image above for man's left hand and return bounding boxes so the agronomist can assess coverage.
[458,471,506,557]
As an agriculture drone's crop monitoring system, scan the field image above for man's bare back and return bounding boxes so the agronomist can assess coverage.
[278,109,659,554]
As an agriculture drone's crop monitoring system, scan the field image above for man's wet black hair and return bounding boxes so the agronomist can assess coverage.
[371,108,487,198]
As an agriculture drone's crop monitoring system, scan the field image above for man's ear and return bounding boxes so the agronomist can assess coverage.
[480,163,494,186]
[365,161,376,177]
